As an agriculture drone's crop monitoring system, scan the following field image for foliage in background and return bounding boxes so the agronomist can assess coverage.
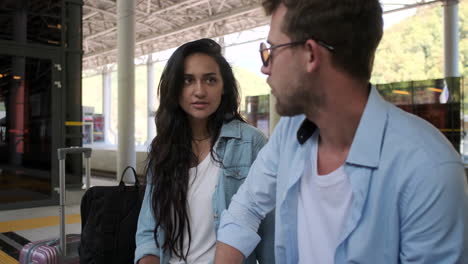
[372,0,467,83]
[233,66,269,110]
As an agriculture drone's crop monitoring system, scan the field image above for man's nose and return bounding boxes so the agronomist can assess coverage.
[261,63,271,75]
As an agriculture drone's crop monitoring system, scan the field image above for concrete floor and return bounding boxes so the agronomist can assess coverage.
[0,175,119,262]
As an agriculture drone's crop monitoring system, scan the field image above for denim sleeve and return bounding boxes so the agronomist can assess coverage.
[217,119,283,257]
[399,161,468,263]
[134,183,161,263]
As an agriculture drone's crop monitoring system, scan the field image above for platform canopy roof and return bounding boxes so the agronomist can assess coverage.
[82,0,444,70]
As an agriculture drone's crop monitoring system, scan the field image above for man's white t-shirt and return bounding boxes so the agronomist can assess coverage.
[169,154,220,264]
[297,131,353,264]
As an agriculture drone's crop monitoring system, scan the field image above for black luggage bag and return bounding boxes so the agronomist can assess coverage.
[79,166,145,264]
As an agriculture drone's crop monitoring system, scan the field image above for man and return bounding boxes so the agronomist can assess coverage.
[214,0,468,263]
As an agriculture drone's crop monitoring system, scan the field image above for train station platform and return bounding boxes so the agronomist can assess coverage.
[0,176,118,263]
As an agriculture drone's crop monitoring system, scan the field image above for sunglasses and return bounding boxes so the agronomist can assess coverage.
[259,39,335,67]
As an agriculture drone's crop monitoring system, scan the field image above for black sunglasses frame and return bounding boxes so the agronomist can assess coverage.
[259,39,335,67]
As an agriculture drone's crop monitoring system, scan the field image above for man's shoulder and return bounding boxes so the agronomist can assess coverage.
[384,105,461,164]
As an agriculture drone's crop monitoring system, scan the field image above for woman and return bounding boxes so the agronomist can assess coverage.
[135,38,274,264]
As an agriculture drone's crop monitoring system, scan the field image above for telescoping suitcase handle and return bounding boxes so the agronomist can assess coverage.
[57,147,92,257]
[58,147,92,160]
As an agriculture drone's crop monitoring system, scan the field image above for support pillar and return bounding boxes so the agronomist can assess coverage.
[117,0,136,181]
[146,54,156,144]
[102,66,112,144]
[443,0,459,77]
[218,36,226,56]
[269,95,280,135]
[8,0,27,166]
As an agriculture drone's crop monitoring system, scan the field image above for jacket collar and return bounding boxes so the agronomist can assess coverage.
[219,119,242,139]
[296,85,389,168]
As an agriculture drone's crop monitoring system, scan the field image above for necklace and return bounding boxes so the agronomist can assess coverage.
[192,136,211,142]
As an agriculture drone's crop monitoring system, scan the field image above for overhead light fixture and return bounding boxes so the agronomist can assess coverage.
[48,24,62,29]
[392,90,410,95]
[13,76,21,80]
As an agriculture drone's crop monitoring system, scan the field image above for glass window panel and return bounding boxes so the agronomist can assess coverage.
[0,55,53,204]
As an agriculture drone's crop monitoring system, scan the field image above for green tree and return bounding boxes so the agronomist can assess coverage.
[372,1,467,83]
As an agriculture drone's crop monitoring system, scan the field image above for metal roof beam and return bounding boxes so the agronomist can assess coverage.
[137,3,261,45]
[383,0,443,14]
[84,2,262,60]
[83,5,155,31]
[85,26,116,40]
[152,0,209,15]
[83,11,98,19]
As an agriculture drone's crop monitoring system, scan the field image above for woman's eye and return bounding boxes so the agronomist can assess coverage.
[205,77,216,84]
[184,77,192,85]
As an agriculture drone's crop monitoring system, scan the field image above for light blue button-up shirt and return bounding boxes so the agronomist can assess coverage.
[218,86,468,263]
[135,119,275,264]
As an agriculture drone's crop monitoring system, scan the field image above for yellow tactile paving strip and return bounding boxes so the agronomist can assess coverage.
[0,250,18,264]
[0,214,81,233]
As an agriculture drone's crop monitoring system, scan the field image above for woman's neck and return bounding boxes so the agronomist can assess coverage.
[190,119,210,140]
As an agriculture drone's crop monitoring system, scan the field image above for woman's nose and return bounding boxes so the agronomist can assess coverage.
[193,81,206,96]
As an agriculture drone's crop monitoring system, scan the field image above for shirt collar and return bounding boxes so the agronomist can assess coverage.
[346,85,388,168]
[296,85,389,168]
[297,119,317,144]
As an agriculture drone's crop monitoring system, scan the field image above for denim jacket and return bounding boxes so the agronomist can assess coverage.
[135,119,275,264]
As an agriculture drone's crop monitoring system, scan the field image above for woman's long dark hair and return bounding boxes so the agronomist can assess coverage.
[145,38,244,260]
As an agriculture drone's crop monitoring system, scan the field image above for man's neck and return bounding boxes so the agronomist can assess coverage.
[305,79,370,175]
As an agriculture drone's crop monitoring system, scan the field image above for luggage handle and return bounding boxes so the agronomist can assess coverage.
[58,147,92,160]
[57,146,92,257]
[119,166,140,187]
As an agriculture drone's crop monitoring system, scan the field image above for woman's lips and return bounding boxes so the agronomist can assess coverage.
[192,102,208,109]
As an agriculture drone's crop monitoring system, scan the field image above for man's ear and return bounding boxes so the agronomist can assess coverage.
[304,39,320,73]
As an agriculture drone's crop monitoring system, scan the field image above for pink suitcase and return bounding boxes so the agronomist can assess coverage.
[19,234,80,264]
[19,147,92,264]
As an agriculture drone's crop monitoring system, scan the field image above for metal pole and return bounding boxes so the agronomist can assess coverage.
[443,0,459,77]
[218,36,226,56]
[65,0,84,188]
[269,95,280,136]
[117,0,136,181]
[85,153,91,189]
[9,0,27,166]
[102,67,112,143]
[147,54,156,144]
[59,158,66,256]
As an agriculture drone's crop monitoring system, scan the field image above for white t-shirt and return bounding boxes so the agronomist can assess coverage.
[169,154,220,264]
[297,131,353,264]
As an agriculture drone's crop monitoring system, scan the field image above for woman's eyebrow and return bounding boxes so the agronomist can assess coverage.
[203,72,217,77]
